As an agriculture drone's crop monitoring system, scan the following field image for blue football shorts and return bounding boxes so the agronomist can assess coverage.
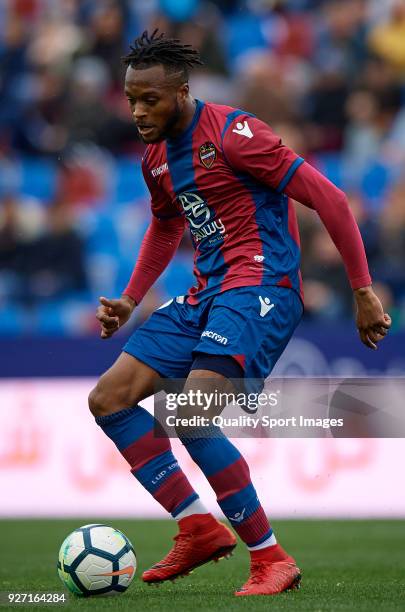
[123,285,303,381]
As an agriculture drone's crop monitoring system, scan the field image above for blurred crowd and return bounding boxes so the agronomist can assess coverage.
[1,0,405,336]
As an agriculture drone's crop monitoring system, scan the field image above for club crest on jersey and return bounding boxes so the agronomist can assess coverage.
[199,142,217,169]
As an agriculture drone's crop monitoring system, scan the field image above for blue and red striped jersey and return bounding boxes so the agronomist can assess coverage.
[142,100,305,304]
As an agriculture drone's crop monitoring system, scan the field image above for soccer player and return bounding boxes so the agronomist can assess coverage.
[89,30,391,596]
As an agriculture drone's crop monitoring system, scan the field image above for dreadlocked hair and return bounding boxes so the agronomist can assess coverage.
[122,29,203,81]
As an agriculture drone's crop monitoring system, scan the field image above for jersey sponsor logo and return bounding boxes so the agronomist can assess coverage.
[193,218,226,242]
[179,192,210,228]
[254,255,265,262]
[151,162,168,177]
[232,120,253,139]
[199,142,217,169]
[259,296,275,318]
[201,330,228,345]
[178,192,226,242]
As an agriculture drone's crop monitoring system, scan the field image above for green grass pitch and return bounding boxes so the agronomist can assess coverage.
[0,519,404,611]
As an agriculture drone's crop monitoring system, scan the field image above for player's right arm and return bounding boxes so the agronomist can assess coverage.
[283,163,391,349]
[96,157,185,339]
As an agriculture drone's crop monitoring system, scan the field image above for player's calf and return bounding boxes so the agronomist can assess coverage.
[90,355,208,527]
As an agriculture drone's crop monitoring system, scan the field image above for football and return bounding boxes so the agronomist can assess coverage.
[57,524,136,596]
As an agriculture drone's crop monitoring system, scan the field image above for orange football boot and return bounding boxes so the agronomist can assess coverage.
[142,514,237,584]
[235,554,301,596]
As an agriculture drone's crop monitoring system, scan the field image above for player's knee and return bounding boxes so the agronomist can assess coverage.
[88,384,107,417]
[88,373,144,417]
[88,381,124,417]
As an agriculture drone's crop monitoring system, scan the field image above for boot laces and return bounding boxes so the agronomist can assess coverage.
[247,561,270,585]
[245,560,294,587]
[156,531,193,567]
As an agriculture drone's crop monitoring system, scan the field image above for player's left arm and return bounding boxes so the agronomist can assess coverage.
[285,163,391,349]
[223,115,391,349]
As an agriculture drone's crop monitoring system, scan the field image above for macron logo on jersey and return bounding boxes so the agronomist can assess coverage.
[151,162,168,178]
[232,120,253,139]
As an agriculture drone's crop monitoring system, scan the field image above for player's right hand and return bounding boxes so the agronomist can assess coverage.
[96,295,136,339]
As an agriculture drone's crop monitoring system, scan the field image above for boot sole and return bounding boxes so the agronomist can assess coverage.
[287,572,302,591]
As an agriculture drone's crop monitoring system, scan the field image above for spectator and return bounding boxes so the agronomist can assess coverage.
[368,0,405,77]
[23,197,88,303]
[302,228,354,319]
[0,192,45,301]
[85,1,128,88]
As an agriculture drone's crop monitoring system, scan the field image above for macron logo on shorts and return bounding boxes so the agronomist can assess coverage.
[259,296,275,318]
[201,330,228,345]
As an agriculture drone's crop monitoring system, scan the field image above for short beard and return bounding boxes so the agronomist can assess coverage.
[157,100,183,142]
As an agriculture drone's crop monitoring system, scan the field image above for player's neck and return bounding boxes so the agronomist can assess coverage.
[168,97,197,140]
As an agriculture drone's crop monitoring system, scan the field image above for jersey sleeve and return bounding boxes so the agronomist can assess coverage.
[123,215,185,304]
[142,156,181,220]
[285,162,372,290]
[222,114,304,192]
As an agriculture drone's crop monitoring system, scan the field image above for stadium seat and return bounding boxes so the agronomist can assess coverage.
[114,157,148,204]
[20,158,57,202]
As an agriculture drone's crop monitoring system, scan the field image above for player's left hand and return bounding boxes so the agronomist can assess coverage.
[354,286,391,350]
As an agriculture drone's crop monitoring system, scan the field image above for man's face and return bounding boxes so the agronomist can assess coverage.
[125,64,188,143]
